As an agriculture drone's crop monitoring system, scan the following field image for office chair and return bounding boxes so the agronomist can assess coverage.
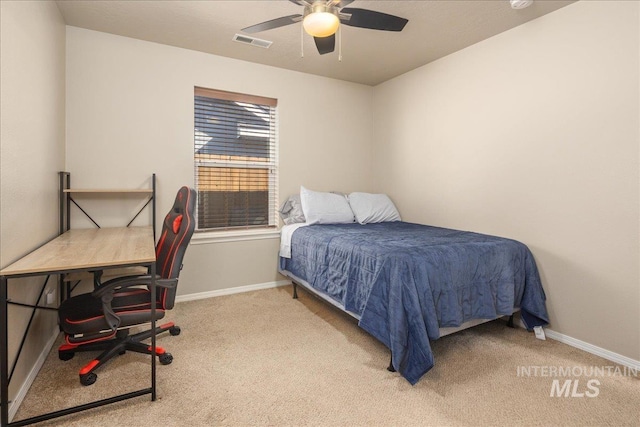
[57,186,196,386]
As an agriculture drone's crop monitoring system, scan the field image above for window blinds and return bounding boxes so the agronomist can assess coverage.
[194,87,278,231]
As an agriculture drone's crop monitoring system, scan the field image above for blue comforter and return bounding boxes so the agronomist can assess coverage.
[279,222,548,384]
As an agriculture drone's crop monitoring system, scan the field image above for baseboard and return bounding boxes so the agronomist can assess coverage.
[506,316,639,371]
[9,325,60,423]
[545,328,640,371]
[175,280,291,303]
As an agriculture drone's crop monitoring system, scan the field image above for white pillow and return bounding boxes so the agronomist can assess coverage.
[300,186,355,225]
[348,192,401,224]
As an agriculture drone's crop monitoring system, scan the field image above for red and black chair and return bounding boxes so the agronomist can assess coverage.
[57,186,196,386]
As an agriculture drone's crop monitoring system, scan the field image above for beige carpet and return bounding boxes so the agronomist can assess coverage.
[14,285,640,426]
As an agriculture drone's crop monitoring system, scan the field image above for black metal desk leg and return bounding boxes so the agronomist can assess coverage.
[1,276,9,427]
[150,262,156,402]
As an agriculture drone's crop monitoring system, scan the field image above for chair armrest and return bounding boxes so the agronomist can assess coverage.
[91,274,177,332]
[92,275,177,298]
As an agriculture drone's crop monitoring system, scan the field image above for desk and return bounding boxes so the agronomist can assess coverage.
[0,227,157,427]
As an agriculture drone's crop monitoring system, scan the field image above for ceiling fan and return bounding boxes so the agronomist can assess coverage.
[240,0,409,55]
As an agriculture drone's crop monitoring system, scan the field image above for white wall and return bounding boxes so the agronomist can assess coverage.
[0,0,66,409]
[65,27,374,295]
[372,1,640,361]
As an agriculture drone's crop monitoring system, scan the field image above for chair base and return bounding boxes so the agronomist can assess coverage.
[58,321,180,386]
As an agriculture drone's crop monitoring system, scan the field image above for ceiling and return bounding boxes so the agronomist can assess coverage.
[55,0,576,86]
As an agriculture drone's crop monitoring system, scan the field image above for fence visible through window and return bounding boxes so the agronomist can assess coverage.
[194,87,277,231]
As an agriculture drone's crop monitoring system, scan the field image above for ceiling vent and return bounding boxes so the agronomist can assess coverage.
[232,34,272,49]
[510,0,533,9]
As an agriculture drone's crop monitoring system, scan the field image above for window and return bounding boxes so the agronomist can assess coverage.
[194,87,278,231]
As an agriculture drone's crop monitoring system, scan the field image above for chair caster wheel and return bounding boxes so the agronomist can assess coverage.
[159,353,173,365]
[80,372,97,386]
[59,351,74,361]
[169,326,181,336]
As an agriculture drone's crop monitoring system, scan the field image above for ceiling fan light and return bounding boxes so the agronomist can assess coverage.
[303,12,339,38]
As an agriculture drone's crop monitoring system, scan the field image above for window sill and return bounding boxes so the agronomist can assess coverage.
[191,228,280,245]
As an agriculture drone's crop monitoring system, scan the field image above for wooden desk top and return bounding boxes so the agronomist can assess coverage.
[0,227,156,277]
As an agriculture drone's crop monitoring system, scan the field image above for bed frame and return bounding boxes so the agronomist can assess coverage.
[282,269,517,373]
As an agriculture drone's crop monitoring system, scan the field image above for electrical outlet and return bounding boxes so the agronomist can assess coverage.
[46,288,56,305]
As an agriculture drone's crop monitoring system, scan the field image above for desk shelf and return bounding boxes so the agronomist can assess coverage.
[63,189,154,194]
[59,171,156,237]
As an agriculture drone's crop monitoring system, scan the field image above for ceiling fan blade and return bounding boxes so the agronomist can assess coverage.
[241,14,303,34]
[314,34,336,55]
[289,0,311,5]
[340,8,408,32]
[331,0,355,7]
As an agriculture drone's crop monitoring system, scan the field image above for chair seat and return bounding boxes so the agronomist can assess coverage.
[59,289,165,337]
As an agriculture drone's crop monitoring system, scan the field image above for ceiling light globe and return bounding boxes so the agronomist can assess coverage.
[303,12,339,38]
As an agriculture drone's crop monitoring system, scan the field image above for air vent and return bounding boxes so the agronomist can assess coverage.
[233,34,273,49]
[510,0,533,9]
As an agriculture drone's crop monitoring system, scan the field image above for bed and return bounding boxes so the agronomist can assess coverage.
[278,218,549,385]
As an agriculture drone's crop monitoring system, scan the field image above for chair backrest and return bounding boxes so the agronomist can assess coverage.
[155,186,196,309]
